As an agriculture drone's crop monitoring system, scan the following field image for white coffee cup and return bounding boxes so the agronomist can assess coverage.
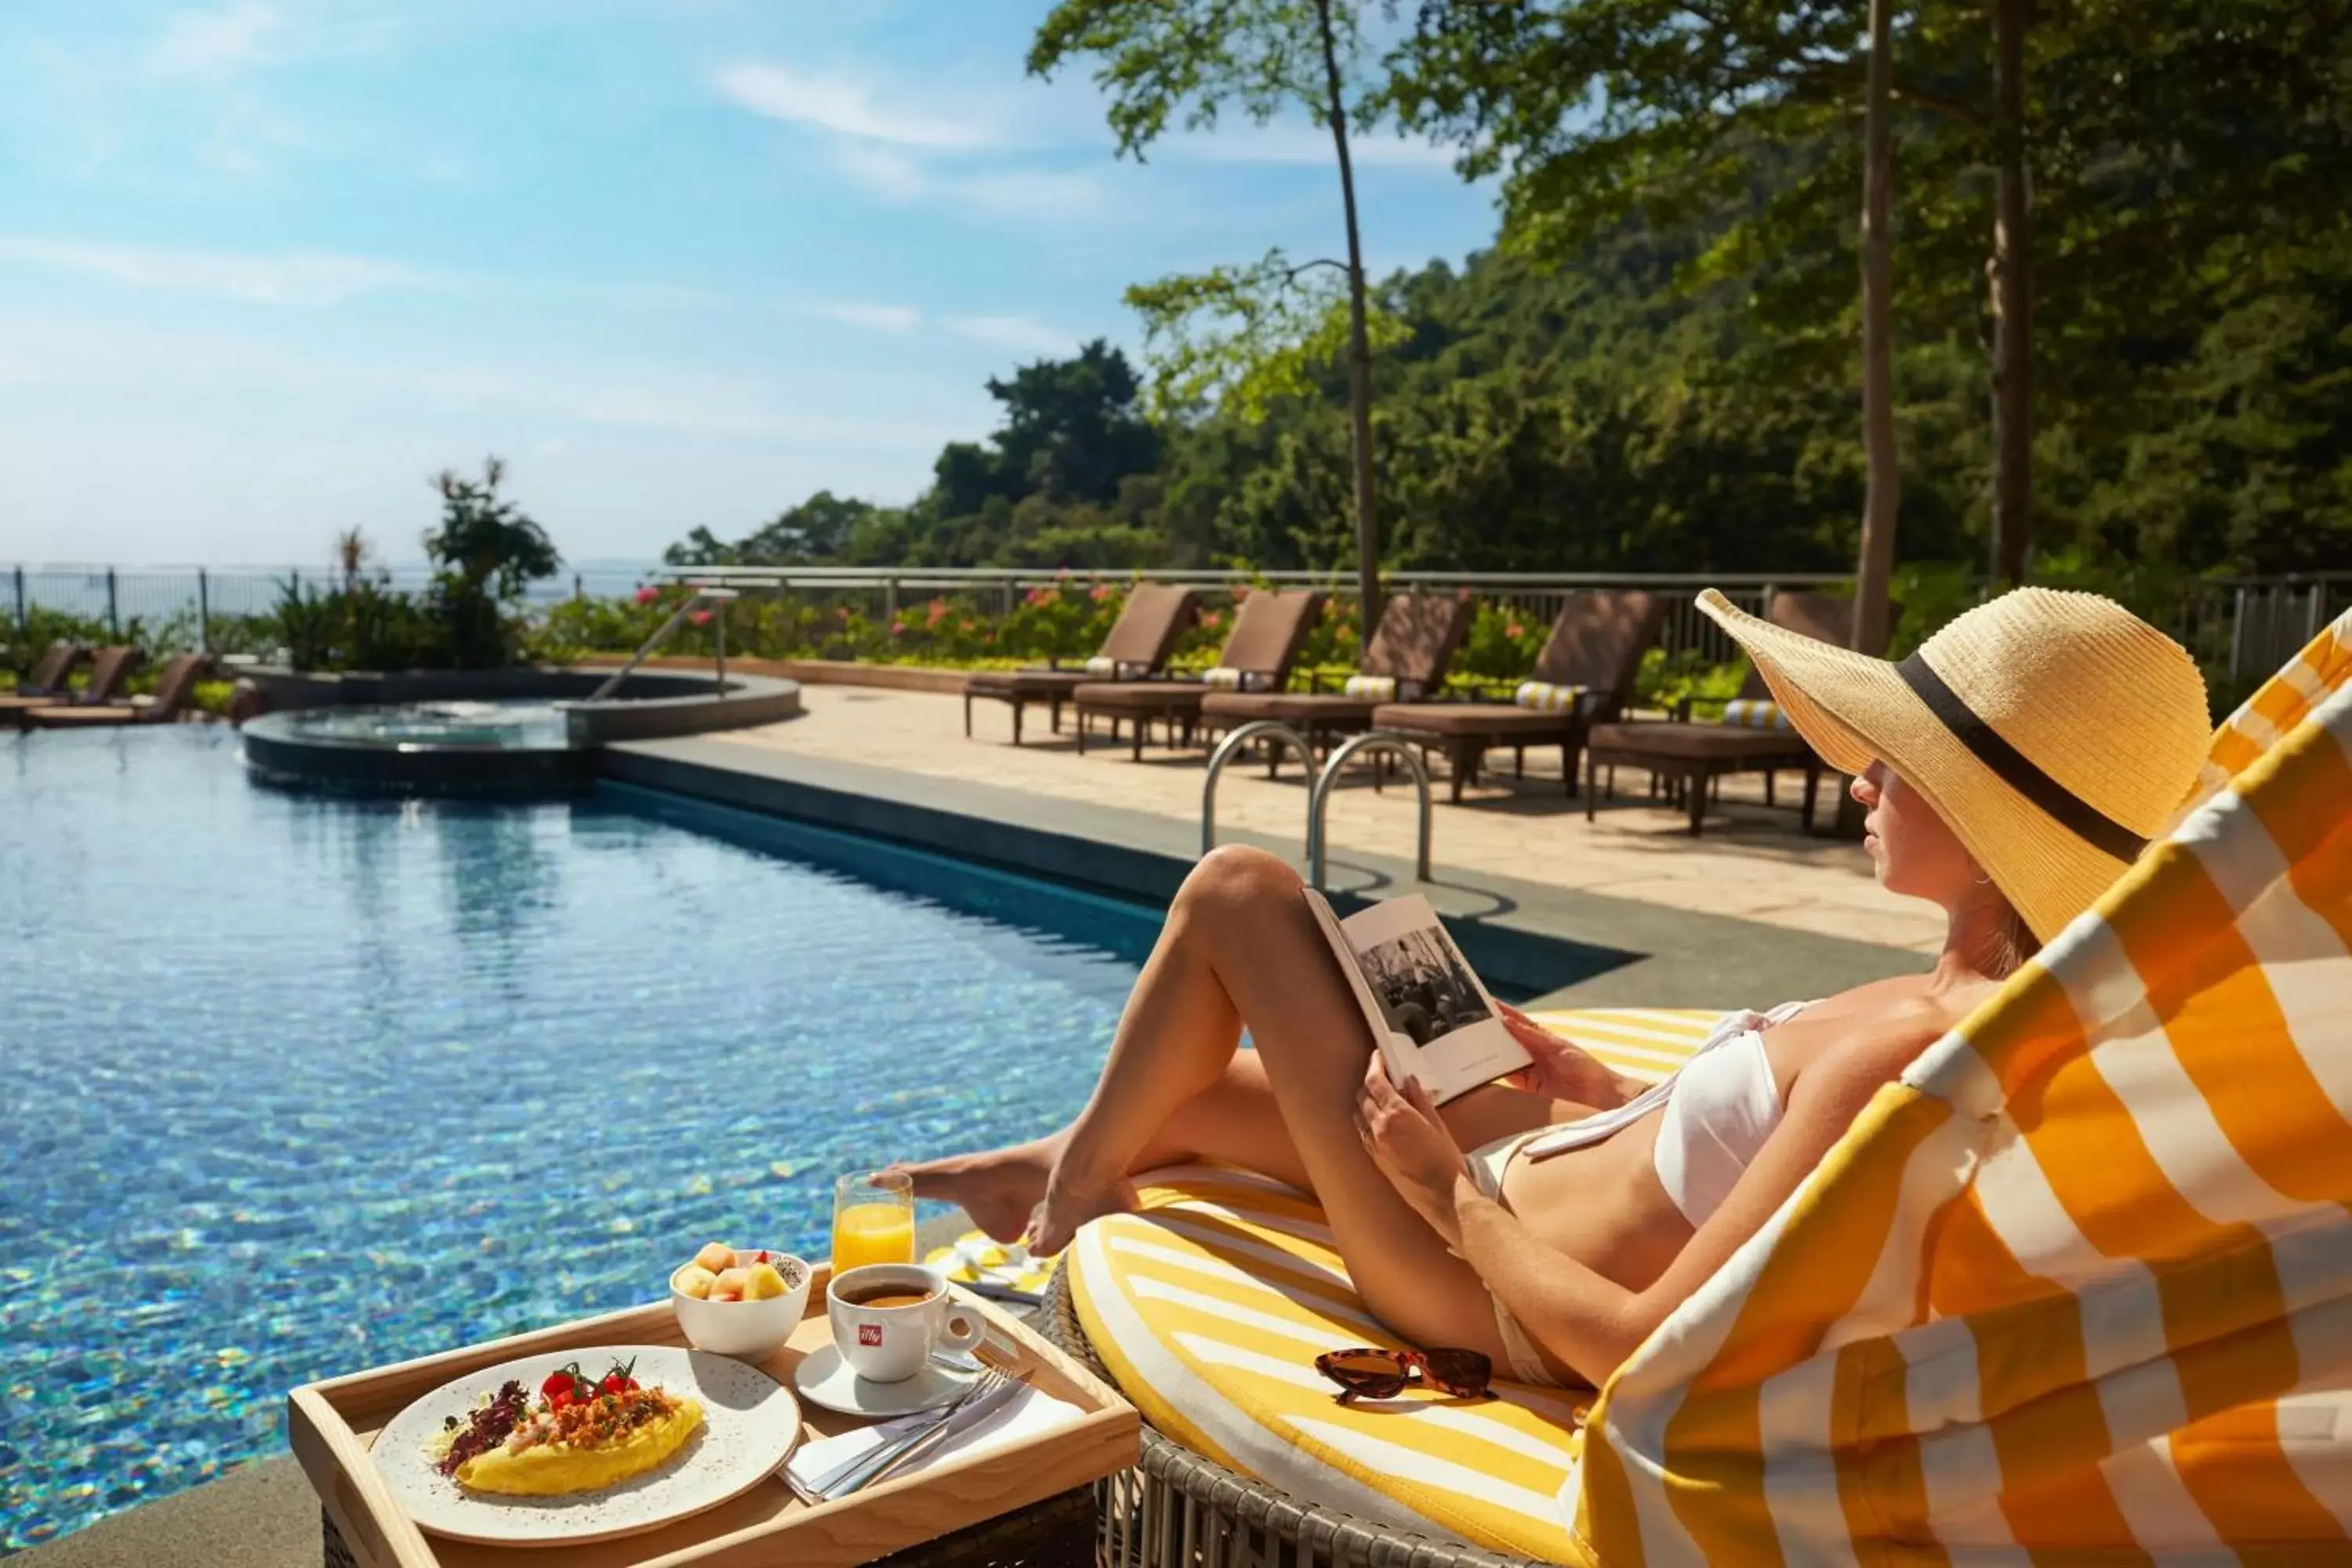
[827,1264,983,1384]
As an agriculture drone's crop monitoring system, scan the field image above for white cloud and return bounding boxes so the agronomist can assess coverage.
[822,302,921,335]
[0,235,437,306]
[711,61,1000,151]
[943,314,1080,357]
[147,2,281,82]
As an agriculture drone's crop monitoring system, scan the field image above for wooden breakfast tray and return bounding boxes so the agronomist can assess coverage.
[287,1263,1138,1568]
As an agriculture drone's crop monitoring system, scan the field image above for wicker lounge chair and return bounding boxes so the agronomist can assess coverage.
[0,642,89,727]
[1041,610,2352,1567]
[1581,590,1848,836]
[30,652,210,728]
[1368,591,1664,802]
[963,583,1200,745]
[1073,590,1323,761]
[1198,591,1474,768]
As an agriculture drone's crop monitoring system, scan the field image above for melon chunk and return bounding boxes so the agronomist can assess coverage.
[692,1243,737,1275]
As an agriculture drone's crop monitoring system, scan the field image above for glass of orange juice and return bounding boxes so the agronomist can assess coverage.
[831,1170,916,1274]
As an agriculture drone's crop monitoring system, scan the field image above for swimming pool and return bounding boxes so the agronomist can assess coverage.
[0,727,1155,1551]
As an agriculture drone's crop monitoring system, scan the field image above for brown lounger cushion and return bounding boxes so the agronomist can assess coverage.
[1073,681,1210,715]
[1359,593,1474,693]
[1370,700,1583,736]
[1200,691,1377,724]
[964,668,1095,699]
[1585,721,1817,760]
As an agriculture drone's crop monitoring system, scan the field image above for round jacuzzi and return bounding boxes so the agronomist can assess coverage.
[241,700,595,797]
[234,666,804,797]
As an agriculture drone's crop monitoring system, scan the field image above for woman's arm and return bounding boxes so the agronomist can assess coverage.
[1362,1016,1940,1386]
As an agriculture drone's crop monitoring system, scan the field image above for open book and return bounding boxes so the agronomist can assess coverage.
[1305,891,1530,1105]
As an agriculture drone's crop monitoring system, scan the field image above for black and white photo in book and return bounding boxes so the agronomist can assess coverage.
[1303,891,1530,1105]
[1359,926,1494,1047]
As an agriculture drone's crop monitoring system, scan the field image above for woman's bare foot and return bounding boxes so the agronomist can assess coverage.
[1025,1161,1140,1257]
[892,1138,1062,1245]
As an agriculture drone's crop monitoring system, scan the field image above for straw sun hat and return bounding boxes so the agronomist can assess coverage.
[1693,586,2210,944]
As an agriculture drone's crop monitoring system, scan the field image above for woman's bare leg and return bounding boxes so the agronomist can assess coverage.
[904,851,1573,1247]
[902,1054,1307,1242]
[1018,845,1523,1357]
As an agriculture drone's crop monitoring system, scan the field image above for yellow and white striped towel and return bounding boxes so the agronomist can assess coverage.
[1070,1008,1719,1559]
[1570,610,2352,1566]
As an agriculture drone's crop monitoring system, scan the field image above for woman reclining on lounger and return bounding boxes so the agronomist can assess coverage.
[902,587,2213,1388]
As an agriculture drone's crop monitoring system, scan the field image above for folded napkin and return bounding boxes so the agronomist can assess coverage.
[782,1383,1086,1498]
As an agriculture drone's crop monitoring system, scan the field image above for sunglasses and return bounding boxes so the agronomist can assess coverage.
[1313,1346,1493,1404]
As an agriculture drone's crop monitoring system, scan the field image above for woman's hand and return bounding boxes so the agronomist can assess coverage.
[1355,1054,1469,1247]
[1497,1003,1617,1105]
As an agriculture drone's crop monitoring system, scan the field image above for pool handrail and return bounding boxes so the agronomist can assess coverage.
[589,586,740,702]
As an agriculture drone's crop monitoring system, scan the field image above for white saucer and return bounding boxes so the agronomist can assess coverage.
[792,1344,976,1417]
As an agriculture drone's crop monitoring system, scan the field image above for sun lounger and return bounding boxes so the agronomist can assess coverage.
[1198,591,1474,768]
[29,652,210,728]
[1368,590,1664,801]
[962,583,1200,744]
[0,642,89,726]
[1582,590,1849,834]
[1073,589,1324,760]
[1046,608,2352,1567]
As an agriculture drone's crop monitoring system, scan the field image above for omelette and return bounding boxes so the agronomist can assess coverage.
[455,1386,704,1497]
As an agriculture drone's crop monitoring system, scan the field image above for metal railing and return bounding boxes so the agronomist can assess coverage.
[1196,720,1434,891]
[587,586,738,701]
[6,561,2344,683]
[1200,720,1316,859]
[1309,733,1433,891]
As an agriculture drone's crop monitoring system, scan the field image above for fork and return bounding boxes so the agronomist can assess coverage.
[799,1369,1008,1501]
[811,1369,1012,1501]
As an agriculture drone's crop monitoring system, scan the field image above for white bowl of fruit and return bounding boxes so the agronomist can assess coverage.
[670,1243,812,1361]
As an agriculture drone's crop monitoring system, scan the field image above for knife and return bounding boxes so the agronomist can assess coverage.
[826,1372,1029,1500]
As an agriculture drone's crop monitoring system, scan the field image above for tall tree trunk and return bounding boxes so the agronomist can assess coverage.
[1987,0,2031,586]
[1853,0,1900,658]
[1315,0,1381,640]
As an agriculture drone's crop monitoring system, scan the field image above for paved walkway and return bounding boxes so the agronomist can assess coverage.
[710,687,1946,955]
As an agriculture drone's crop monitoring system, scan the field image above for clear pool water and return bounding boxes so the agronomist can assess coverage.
[0,727,1155,1552]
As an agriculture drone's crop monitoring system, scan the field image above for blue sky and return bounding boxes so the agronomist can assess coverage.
[0,0,1501,567]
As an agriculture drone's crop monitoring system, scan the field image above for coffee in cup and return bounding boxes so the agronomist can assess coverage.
[827,1264,982,1383]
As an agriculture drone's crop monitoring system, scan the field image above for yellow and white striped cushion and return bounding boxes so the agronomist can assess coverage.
[1342,673,1398,701]
[1715,698,1791,730]
[1070,1008,1719,1560]
[1201,666,1275,691]
[1513,681,1585,713]
[1570,638,2352,1565]
[1084,656,1118,677]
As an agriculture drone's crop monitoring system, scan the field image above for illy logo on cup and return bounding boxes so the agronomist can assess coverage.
[858,1324,884,1346]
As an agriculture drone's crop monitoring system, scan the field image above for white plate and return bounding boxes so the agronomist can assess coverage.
[373,1345,800,1547]
[792,1344,975,1418]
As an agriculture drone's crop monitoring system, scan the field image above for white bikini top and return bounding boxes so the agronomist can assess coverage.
[1519,1002,1806,1227]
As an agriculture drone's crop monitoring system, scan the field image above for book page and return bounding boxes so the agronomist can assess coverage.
[1334,895,1530,1104]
